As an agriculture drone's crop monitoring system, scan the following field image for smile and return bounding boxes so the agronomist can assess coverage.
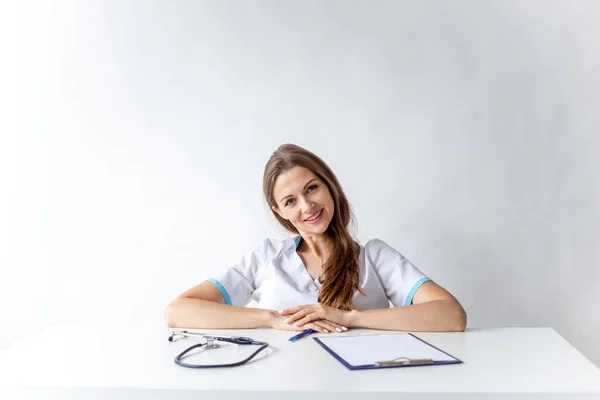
[305,209,323,223]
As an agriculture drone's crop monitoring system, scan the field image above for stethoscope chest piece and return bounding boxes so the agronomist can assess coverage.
[204,337,220,350]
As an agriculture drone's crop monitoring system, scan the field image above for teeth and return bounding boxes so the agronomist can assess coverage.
[307,210,321,221]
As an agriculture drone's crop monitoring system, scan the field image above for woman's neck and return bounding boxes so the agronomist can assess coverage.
[298,233,331,259]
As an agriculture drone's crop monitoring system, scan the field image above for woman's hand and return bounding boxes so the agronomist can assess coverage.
[266,310,348,333]
[278,303,352,330]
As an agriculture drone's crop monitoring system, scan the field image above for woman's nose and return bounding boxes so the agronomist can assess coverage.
[299,197,312,212]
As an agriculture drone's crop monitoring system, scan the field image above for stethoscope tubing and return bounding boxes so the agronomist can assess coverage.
[173,339,269,368]
[169,331,269,368]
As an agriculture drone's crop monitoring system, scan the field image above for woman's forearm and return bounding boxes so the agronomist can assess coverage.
[348,299,467,332]
[164,297,275,329]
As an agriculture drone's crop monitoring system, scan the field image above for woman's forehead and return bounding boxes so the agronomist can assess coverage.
[273,166,318,193]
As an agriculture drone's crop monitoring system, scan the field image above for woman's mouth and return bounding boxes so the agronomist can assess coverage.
[305,209,323,224]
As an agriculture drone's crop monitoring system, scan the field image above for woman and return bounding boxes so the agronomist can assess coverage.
[165,144,467,333]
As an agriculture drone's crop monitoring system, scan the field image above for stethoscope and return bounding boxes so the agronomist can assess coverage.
[168,330,269,368]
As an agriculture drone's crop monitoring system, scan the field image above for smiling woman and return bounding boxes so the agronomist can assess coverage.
[264,147,360,312]
[165,144,467,334]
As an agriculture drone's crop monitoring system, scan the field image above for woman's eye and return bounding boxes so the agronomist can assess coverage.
[307,185,318,193]
[285,199,295,206]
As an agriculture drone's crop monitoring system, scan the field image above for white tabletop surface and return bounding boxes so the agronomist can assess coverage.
[0,324,599,399]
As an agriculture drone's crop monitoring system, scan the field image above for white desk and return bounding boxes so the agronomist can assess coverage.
[0,324,599,399]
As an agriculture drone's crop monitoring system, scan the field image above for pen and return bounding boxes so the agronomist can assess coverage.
[288,329,315,342]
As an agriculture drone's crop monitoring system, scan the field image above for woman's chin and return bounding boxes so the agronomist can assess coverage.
[303,221,330,235]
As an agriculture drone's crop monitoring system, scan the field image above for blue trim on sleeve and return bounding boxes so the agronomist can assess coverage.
[405,277,432,306]
[207,278,232,305]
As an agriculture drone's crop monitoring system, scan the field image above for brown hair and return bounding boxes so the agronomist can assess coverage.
[263,144,363,310]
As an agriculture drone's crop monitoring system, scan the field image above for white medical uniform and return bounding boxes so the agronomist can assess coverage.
[208,236,431,311]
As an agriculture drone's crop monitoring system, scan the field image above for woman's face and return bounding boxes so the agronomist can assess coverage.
[271,166,335,236]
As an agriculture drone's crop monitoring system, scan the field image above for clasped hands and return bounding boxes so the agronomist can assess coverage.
[269,302,353,334]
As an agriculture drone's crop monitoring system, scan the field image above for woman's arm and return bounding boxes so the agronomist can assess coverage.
[164,281,274,329]
[349,281,467,331]
[164,281,348,333]
[280,281,467,332]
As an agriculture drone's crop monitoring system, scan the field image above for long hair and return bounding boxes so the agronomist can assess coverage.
[263,144,363,310]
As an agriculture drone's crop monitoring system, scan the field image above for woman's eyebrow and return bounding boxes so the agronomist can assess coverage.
[279,178,319,203]
[303,178,318,190]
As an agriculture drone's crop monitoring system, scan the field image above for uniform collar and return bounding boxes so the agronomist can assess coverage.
[284,236,303,252]
[294,235,303,248]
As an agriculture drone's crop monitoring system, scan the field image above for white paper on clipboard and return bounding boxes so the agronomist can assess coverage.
[315,333,458,367]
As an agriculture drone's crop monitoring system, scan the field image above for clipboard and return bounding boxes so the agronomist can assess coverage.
[313,332,462,370]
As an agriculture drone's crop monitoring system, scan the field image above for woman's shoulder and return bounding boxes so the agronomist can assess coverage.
[363,237,392,252]
[362,238,407,260]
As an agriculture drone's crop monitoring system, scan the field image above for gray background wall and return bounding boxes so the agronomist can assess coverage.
[2,0,599,366]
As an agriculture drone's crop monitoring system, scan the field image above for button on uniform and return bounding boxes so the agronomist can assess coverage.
[309,284,317,291]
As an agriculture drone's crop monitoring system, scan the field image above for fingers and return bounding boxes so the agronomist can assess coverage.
[293,312,322,328]
[278,303,349,332]
[283,308,313,326]
[312,320,348,333]
[279,304,311,316]
[306,321,331,333]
